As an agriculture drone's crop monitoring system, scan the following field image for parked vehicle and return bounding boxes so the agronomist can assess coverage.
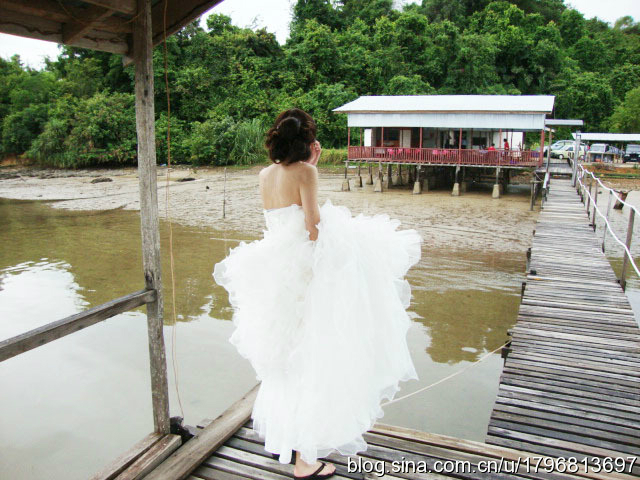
[547,140,574,157]
[623,144,640,163]
[553,143,587,160]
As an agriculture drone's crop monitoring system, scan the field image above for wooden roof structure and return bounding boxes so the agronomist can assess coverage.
[0,0,224,64]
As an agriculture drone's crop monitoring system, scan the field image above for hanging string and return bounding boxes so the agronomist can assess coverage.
[381,341,509,407]
[163,0,185,420]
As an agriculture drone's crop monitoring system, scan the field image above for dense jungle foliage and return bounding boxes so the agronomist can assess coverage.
[1,0,639,167]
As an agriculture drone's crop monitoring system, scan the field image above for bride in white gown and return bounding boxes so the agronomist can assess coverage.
[213,108,422,479]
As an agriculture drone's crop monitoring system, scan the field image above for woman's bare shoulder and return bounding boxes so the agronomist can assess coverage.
[296,162,318,182]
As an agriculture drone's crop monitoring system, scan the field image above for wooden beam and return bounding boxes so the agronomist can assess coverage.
[0,289,156,363]
[0,7,128,54]
[1,0,132,34]
[144,384,260,480]
[133,0,170,435]
[150,0,224,47]
[83,0,136,15]
[90,432,164,480]
[62,4,117,44]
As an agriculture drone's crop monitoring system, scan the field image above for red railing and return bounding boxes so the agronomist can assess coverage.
[348,146,543,167]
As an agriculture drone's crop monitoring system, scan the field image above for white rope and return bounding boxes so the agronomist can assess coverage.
[575,165,640,278]
[381,341,509,407]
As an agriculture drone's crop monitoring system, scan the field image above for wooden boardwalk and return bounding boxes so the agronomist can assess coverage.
[182,418,623,480]
[486,178,640,477]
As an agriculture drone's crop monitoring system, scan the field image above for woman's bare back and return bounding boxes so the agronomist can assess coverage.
[260,162,304,209]
[259,162,321,240]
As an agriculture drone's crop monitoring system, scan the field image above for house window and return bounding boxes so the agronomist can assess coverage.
[382,128,400,147]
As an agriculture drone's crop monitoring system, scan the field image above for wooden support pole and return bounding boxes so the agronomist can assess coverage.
[530,179,535,211]
[620,208,635,291]
[539,128,545,168]
[546,128,552,173]
[419,127,423,149]
[133,0,170,435]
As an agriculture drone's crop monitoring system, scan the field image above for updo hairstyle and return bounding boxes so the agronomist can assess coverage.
[265,108,317,165]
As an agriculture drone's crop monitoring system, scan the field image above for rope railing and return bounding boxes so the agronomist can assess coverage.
[575,164,640,289]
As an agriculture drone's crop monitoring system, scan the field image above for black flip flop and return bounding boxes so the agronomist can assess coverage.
[293,461,336,479]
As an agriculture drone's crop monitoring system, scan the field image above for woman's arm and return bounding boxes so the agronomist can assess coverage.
[299,163,321,241]
[305,140,322,166]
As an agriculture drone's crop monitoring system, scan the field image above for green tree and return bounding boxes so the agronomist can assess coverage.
[609,87,640,132]
[552,70,614,130]
[384,75,435,94]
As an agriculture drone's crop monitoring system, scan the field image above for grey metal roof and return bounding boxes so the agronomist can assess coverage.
[333,95,555,114]
[572,133,640,142]
[545,119,583,126]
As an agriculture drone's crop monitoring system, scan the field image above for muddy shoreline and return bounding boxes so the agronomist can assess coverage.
[0,164,542,253]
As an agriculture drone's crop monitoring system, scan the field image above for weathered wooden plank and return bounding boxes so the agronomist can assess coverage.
[0,288,155,363]
[144,383,259,480]
[490,409,640,445]
[488,420,640,457]
[500,376,640,407]
[90,432,163,480]
[115,434,182,480]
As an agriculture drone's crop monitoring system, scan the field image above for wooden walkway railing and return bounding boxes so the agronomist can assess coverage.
[487,178,640,477]
[348,146,543,167]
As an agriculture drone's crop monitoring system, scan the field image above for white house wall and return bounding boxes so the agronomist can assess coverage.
[347,112,546,131]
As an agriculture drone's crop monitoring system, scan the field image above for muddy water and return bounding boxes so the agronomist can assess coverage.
[0,172,534,480]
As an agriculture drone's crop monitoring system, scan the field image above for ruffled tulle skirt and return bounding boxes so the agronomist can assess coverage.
[213,198,422,464]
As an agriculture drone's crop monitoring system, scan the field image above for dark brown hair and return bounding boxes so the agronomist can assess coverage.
[265,108,317,165]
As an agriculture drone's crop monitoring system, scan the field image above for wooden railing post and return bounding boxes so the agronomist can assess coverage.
[586,176,592,213]
[592,180,598,231]
[133,0,170,435]
[620,208,635,291]
[572,132,581,186]
[602,189,613,252]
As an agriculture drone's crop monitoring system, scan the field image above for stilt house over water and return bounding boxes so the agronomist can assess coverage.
[334,95,555,168]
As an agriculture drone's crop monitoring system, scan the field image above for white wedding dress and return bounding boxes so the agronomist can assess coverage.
[212,198,422,465]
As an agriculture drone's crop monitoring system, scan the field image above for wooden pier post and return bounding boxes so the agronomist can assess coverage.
[384,163,392,189]
[355,162,362,187]
[413,165,422,194]
[374,161,383,192]
[342,160,350,191]
[366,163,373,185]
[452,165,460,196]
[392,164,401,186]
[133,0,170,435]
[620,208,635,291]
[492,167,501,198]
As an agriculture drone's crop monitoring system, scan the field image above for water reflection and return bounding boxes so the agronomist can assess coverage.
[0,197,527,479]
